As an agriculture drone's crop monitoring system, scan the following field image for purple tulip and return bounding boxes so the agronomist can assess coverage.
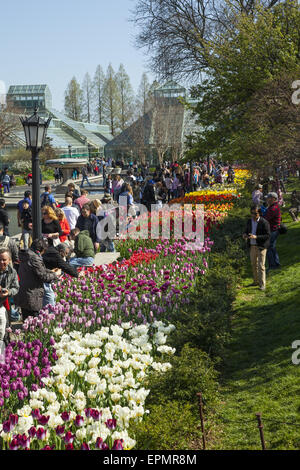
[81,443,90,450]
[112,439,124,450]
[105,419,116,430]
[28,426,37,438]
[55,425,65,436]
[36,427,47,440]
[2,420,13,433]
[91,409,102,421]
[9,438,19,450]
[38,415,50,426]
[74,415,84,427]
[64,431,75,444]
[19,433,30,449]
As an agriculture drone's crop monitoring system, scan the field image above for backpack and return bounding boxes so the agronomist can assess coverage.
[41,192,51,208]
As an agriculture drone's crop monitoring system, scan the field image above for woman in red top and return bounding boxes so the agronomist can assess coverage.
[55,208,70,243]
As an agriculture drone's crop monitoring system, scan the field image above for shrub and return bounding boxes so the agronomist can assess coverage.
[146,344,220,410]
[169,237,246,358]
[130,401,201,450]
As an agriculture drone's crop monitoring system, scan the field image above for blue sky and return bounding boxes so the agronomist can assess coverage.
[1,0,153,110]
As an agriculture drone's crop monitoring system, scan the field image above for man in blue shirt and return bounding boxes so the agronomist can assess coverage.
[17,191,32,228]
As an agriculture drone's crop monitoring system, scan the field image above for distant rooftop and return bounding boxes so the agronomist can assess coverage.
[8,84,50,94]
[153,80,187,99]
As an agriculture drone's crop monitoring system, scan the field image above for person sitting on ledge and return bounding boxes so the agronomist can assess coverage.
[69,228,95,269]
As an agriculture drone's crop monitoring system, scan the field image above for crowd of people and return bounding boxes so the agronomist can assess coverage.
[0,157,298,350]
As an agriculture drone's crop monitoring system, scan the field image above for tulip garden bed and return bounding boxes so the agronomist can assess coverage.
[0,173,251,450]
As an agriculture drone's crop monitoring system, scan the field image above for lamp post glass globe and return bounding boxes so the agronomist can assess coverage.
[20,108,51,150]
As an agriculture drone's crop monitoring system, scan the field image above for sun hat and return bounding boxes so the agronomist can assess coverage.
[267,192,278,200]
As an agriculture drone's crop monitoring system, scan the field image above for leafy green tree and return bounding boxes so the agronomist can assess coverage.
[64,77,83,121]
[186,0,300,170]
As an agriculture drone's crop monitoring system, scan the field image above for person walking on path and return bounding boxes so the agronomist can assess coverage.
[265,192,281,272]
[80,166,92,188]
[243,205,270,291]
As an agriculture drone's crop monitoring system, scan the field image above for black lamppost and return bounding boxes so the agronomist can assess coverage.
[20,108,51,240]
[68,145,72,157]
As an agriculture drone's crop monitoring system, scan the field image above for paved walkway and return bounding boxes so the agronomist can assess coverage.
[94,252,120,266]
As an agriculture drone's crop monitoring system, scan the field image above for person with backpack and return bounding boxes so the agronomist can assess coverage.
[40,185,56,209]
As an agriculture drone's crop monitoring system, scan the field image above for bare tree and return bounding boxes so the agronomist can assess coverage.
[136,73,151,117]
[82,73,92,123]
[116,64,135,131]
[132,0,285,80]
[151,97,184,165]
[93,65,105,124]
[102,64,121,136]
[64,77,83,121]
[129,115,150,164]
[0,106,21,150]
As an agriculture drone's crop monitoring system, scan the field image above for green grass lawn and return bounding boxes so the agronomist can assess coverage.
[214,197,300,450]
